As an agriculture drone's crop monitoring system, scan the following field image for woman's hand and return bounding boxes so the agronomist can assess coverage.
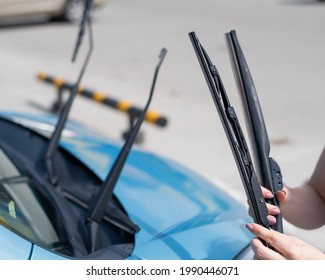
[246,223,325,260]
[259,185,289,226]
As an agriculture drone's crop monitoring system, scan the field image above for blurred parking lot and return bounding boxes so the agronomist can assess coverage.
[0,0,324,249]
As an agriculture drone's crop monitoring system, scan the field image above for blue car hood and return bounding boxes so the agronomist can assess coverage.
[1,112,252,259]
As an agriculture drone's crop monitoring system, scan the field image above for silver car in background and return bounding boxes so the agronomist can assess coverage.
[0,0,107,23]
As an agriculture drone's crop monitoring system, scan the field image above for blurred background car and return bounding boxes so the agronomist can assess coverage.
[0,0,107,23]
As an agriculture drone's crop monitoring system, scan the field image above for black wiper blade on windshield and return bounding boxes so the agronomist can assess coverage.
[188,32,270,234]
[44,2,94,185]
[86,48,167,253]
[225,30,283,232]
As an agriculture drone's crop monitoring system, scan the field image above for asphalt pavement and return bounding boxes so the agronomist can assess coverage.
[0,0,324,250]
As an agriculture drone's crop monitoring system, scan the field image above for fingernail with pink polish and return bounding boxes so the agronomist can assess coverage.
[245,223,254,231]
[267,215,276,225]
[265,192,274,199]
[271,207,281,215]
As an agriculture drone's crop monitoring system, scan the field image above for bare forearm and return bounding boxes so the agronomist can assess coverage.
[281,184,325,229]
[281,147,325,229]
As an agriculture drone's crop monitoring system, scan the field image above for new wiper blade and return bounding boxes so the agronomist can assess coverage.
[44,4,94,185]
[225,30,283,233]
[189,31,269,232]
[86,48,167,253]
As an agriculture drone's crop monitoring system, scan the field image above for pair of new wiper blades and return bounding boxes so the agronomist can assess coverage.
[189,30,284,240]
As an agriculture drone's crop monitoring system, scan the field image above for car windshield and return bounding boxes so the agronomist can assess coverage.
[0,148,64,250]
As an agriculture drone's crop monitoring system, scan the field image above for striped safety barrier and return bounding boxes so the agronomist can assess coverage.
[37,72,168,128]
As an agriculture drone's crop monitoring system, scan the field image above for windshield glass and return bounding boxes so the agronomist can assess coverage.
[0,148,66,251]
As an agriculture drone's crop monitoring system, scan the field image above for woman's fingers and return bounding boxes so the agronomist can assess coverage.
[247,223,325,260]
[247,223,286,259]
[251,237,286,260]
[261,186,273,199]
[275,186,288,203]
[261,186,282,221]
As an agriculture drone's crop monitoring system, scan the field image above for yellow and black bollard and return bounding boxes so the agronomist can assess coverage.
[37,72,169,143]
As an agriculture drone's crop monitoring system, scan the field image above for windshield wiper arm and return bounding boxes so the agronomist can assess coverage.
[189,32,270,236]
[86,48,167,253]
[72,0,93,62]
[44,3,94,185]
